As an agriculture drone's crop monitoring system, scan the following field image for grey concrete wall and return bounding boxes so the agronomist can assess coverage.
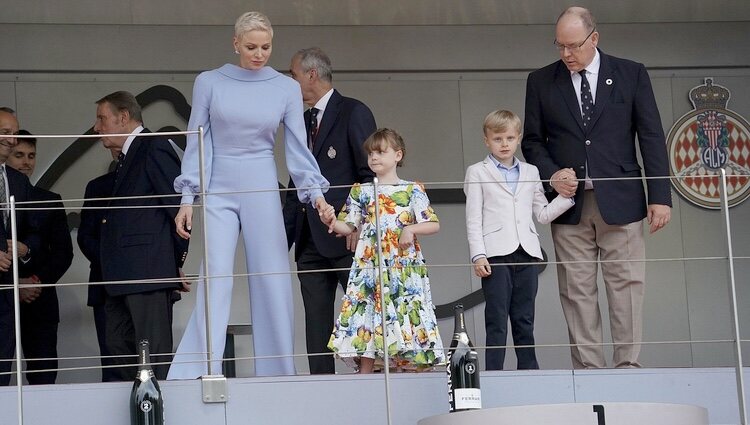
[0,1,749,383]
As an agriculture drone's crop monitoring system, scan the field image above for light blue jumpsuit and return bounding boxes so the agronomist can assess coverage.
[168,64,328,378]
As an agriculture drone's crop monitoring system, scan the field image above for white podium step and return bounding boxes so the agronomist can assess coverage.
[418,402,709,425]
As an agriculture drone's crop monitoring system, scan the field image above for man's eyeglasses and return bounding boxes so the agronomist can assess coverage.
[553,27,596,52]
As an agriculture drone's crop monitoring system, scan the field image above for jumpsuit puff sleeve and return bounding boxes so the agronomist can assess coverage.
[174,72,214,205]
[282,81,329,205]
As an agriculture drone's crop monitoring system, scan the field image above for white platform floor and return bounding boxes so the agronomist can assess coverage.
[1,367,747,425]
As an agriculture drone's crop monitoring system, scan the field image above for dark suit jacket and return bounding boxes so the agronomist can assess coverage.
[283,89,376,260]
[20,186,73,324]
[78,172,114,306]
[0,166,40,300]
[99,130,188,296]
[521,50,672,225]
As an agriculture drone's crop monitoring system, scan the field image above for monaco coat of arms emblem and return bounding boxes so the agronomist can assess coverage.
[666,78,750,209]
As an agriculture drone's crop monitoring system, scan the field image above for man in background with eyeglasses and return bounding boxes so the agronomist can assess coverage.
[522,7,672,369]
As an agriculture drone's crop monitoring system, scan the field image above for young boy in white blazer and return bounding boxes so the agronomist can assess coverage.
[464,110,575,370]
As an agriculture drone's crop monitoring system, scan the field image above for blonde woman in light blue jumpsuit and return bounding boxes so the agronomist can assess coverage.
[167,12,330,378]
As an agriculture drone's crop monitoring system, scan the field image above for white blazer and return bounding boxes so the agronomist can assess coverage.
[464,157,574,261]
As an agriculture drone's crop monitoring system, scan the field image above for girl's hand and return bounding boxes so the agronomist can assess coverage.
[398,226,415,249]
[175,205,193,239]
[473,257,492,278]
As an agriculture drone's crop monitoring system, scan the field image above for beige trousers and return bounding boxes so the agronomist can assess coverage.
[552,191,645,369]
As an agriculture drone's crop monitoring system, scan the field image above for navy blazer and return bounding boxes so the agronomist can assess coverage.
[99,130,188,296]
[78,171,114,306]
[283,89,376,259]
[20,186,73,324]
[522,50,672,225]
[0,166,41,300]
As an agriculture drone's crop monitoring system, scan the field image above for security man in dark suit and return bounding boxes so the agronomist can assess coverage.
[0,109,41,386]
[6,131,74,385]
[522,7,672,369]
[93,91,189,381]
[284,47,376,374]
[78,166,117,382]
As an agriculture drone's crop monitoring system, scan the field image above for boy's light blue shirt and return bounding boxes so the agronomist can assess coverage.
[488,154,520,193]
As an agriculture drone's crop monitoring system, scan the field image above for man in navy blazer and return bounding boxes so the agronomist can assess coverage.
[0,109,41,386]
[7,132,74,385]
[284,47,376,374]
[93,91,189,380]
[521,7,672,369]
[78,168,117,382]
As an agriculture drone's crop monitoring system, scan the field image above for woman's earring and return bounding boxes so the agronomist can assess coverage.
[234,49,239,54]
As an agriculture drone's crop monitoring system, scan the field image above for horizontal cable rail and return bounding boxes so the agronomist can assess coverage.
[2,128,748,425]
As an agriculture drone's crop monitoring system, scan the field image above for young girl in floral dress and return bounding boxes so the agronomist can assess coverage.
[321,128,445,373]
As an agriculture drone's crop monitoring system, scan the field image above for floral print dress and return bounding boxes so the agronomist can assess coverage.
[327,180,445,371]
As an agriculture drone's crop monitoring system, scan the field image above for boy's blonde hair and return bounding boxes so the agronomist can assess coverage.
[363,128,406,167]
[483,110,522,136]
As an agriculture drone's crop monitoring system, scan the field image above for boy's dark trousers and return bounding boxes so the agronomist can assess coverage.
[482,247,540,370]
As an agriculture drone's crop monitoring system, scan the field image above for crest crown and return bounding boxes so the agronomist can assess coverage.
[690,78,730,110]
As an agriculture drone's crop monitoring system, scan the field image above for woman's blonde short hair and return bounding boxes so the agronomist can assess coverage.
[483,109,522,136]
[235,11,273,38]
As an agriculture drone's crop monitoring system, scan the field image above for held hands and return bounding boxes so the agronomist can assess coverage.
[315,197,337,233]
[175,205,193,239]
[473,257,492,278]
[647,204,671,234]
[550,168,578,198]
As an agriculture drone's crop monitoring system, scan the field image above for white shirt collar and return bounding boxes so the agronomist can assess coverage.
[312,89,335,124]
[121,125,144,156]
[571,49,601,78]
[487,154,519,170]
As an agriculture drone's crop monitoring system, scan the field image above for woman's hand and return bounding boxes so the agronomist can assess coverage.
[314,197,336,233]
[175,205,193,239]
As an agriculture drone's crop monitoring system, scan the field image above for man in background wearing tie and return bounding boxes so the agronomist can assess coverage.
[0,109,40,385]
[521,7,672,369]
[284,47,376,374]
[93,91,188,380]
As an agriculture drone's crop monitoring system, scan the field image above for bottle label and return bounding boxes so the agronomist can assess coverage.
[454,388,482,410]
[140,400,153,413]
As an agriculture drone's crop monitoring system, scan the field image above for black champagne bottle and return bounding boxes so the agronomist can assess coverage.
[130,340,165,425]
[446,304,481,412]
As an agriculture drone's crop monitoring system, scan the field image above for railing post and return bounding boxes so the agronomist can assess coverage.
[719,168,747,425]
[196,126,215,376]
[10,196,24,425]
[373,178,393,425]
